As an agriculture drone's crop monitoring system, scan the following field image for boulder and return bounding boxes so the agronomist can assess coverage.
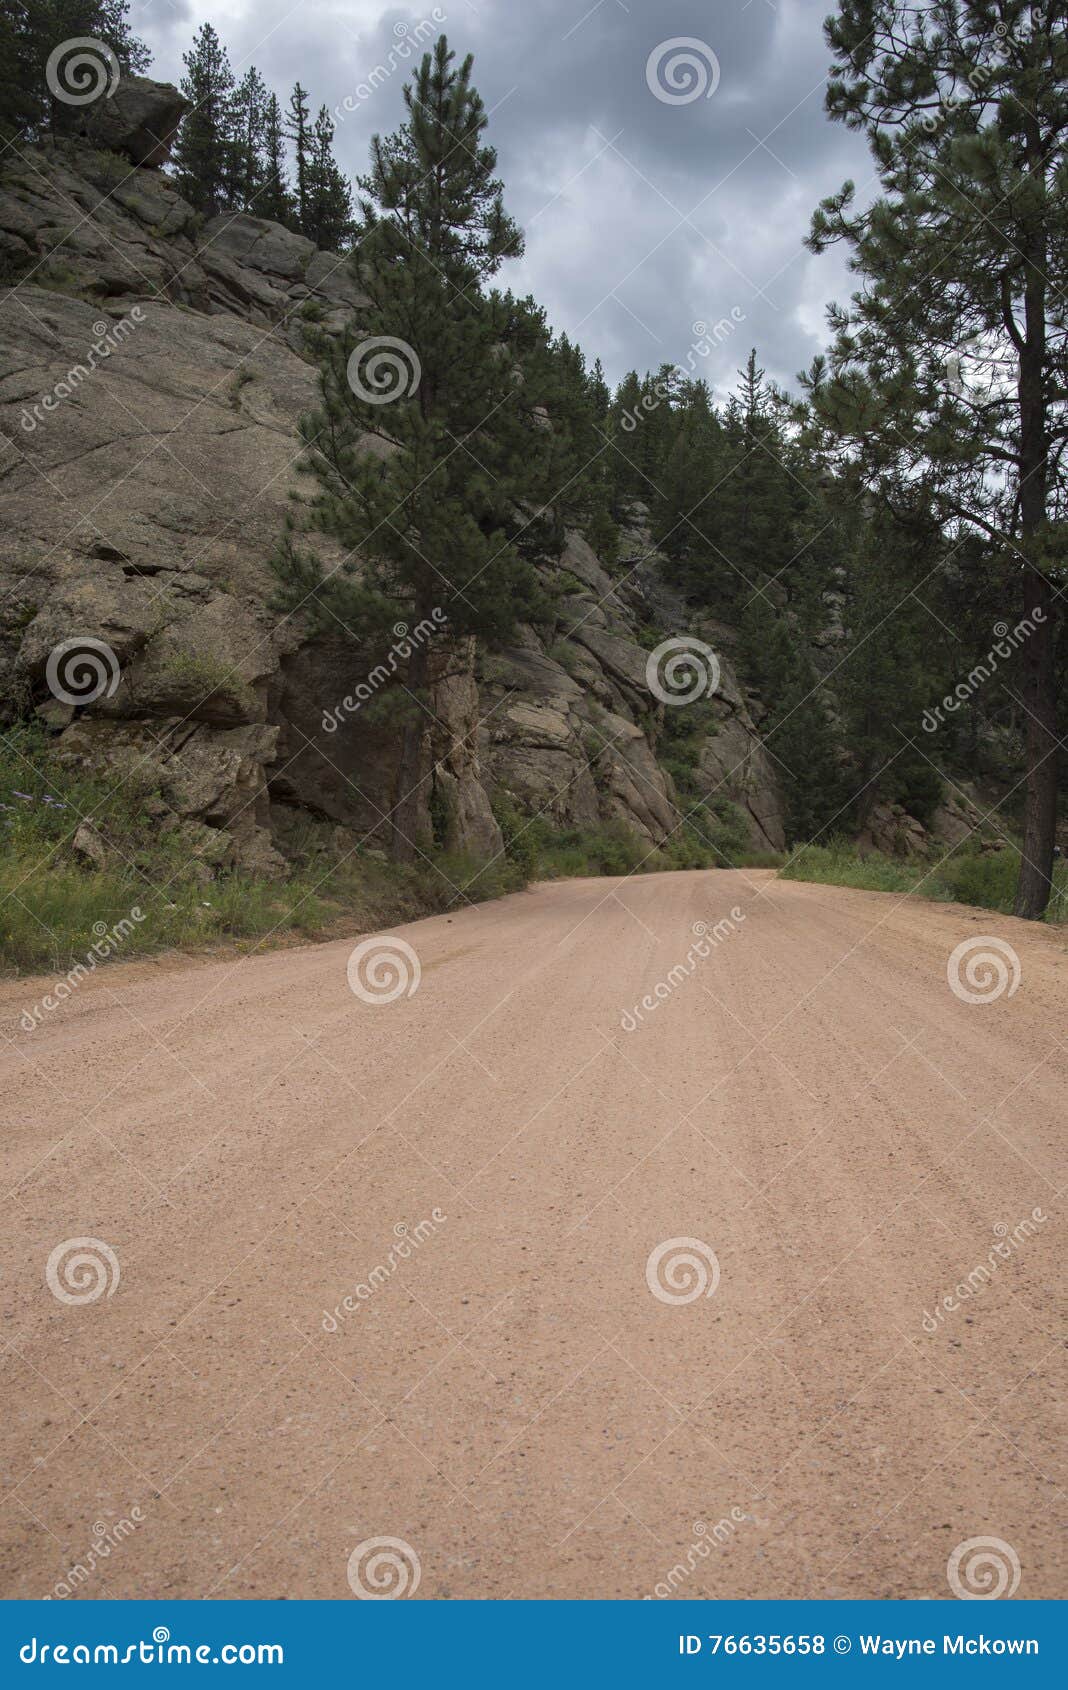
[84,77,189,168]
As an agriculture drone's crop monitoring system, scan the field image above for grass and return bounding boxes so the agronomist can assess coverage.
[0,725,524,979]
[492,791,772,881]
[780,839,1068,923]
[0,720,787,985]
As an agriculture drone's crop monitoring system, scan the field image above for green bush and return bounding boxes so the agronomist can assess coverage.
[537,821,650,878]
[0,724,525,977]
[934,849,1031,912]
[781,838,1068,922]
[697,797,752,867]
[491,795,539,877]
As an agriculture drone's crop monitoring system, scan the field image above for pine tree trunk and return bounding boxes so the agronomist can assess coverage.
[390,626,431,864]
[1013,567,1057,918]
[1012,128,1057,921]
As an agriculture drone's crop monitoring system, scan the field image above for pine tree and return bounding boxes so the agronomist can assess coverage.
[304,105,353,249]
[230,65,267,212]
[285,82,312,234]
[274,37,553,862]
[5,0,149,141]
[805,0,1068,917]
[258,92,293,225]
[0,0,39,142]
[171,22,235,217]
[834,504,945,831]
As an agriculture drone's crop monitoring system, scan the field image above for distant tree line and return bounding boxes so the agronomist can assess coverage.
[171,23,354,249]
[0,7,354,250]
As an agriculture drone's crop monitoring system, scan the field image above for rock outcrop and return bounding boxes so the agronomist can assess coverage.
[0,139,787,872]
[81,76,189,169]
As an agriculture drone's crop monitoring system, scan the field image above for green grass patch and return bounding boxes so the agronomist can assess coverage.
[781,839,1068,922]
[0,724,525,979]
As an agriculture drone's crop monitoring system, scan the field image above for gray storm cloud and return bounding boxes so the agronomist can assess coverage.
[140,0,871,392]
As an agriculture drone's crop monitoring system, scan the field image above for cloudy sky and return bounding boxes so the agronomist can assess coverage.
[132,0,874,398]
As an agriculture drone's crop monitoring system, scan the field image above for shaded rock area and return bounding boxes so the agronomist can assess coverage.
[0,138,792,874]
[80,75,189,169]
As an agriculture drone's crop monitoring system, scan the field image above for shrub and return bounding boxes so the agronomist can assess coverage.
[781,838,1068,922]
[0,724,526,977]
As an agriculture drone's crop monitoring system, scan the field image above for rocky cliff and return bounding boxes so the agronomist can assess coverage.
[0,88,788,876]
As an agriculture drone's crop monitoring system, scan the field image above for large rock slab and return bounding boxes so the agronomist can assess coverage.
[82,76,189,168]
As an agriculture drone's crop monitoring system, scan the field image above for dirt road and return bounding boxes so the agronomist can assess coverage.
[1,869,1064,1600]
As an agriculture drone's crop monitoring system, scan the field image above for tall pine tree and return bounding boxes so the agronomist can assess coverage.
[805,0,1068,916]
[258,92,293,224]
[171,22,235,218]
[230,65,268,212]
[304,106,353,249]
[274,37,554,861]
[285,82,312,234]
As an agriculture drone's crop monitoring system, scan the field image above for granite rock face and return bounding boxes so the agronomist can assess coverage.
[0,140,789,872]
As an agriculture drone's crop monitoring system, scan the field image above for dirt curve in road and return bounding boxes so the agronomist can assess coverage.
[1,869,1064,1600]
